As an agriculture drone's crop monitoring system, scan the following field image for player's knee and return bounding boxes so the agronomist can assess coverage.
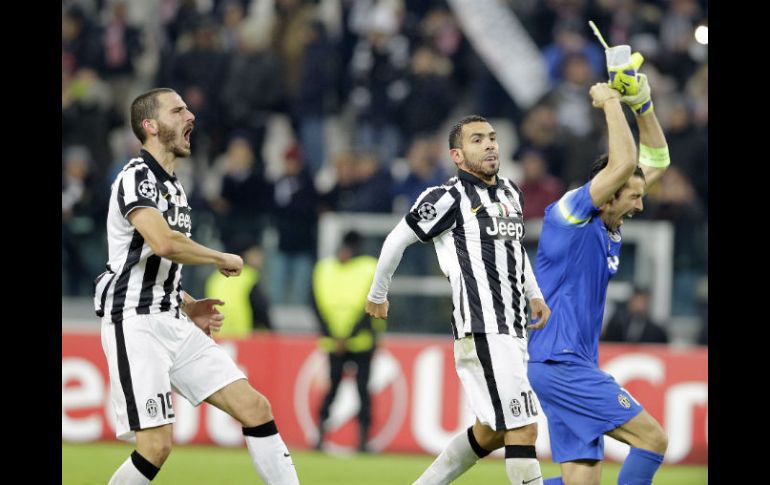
[505,422,538,445]
[519,423,539,443]
[240,389,273,426]
[647,425,668,454]
[636,418,667,454]
[254,392,273,420]
[140,438,173,465]
[480,430,506,450]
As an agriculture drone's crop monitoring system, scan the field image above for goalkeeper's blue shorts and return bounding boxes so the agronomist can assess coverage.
[528,360,644,462]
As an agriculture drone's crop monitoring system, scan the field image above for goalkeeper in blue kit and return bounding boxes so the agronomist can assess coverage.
[527,53,672,485]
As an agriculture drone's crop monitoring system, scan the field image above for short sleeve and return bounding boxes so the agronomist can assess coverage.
[404,186,460,242]
[116,165,160,218]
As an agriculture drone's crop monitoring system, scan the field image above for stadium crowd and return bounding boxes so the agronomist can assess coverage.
[62,0,707,342]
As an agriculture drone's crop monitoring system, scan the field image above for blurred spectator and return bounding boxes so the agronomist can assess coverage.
[269,145,319,305]
[313,231,383,452]
[348,4,410,164]
[292,19,340,177]
[163,0,203,47]
[322,151,393,213]
[205,241,272,338]
[644,166,707,316]
[99,1,143,112]
[518,149,565,220]
[517,104,568,180]
[595,0,663,48]
[209,134,273,250]
[160,16,229,160]
[321,151,359,212]
[602,287,669,344]
[471,58,522,124]
[218,0,247,52]
[221,20,285,170]
[658,0,704,89]
[545,53,602,186]
[392,136,447,213]
[397,45,454,146]
[542,17,605,87]
[662,98,708,211]
[62,146,106,295]
[62,4,102,70]
[352,152,394,213]
[686,63,708,128]
[62,68,122,189]
[273,0,318,104]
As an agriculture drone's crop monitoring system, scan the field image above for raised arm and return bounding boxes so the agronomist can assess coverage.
[588,83,639,207]
[621,74,670,190]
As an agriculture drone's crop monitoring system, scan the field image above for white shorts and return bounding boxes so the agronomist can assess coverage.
[101,312,246,440]
[454,333,540,431]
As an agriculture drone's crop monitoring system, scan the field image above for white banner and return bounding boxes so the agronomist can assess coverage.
[448,0,548,108]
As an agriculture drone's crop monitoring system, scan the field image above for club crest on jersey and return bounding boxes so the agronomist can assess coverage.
[417,202,437,221]
[510,398,522,417]
[617,393,631,409]
[607,255,619,273]
[138,179,157,201]
[146,398,159,417]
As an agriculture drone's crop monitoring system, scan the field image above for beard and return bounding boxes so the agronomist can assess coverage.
[463,152,499,177]
[157,120,191,158]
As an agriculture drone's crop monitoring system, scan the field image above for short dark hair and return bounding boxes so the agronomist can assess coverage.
[589,154,645,198]
[130,88,176,143]
[449,115,489,150]
[341,230,363,251]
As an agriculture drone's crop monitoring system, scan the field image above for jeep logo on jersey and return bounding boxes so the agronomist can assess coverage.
[166,205,192,235]
[482,216,525,240]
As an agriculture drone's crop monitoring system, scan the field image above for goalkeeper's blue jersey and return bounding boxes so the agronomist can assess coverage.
[527,181,622,366]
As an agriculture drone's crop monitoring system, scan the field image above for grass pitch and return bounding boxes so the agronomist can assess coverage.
[62,442,707,484]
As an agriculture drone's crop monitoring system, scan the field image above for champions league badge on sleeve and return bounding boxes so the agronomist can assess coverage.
[138,179,158,201]
[418,202,437,221]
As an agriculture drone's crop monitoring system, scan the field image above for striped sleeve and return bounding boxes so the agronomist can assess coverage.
[405,185,460,242]
[548,181,598,227]
[117,166,160,218]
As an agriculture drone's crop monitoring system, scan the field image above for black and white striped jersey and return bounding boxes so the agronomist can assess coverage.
[406,170,533,339]
[94,150,191,323]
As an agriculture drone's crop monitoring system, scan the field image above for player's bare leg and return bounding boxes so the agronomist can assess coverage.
[413,419,542,485]
[607,410,667,484]
[108,424,172,484]
[557,459,602,485]
[206,379,299,484]
[412,418,497,485]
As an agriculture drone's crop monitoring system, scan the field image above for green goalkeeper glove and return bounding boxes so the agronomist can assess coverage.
[608,51,645,96]
[619,73,653,116]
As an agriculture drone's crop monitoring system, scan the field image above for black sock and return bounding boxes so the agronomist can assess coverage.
[131,450,160,481]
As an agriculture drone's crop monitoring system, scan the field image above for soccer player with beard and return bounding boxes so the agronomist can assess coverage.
[366,115,551,485]
[95,88,299,484]
[528,78,671,485]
